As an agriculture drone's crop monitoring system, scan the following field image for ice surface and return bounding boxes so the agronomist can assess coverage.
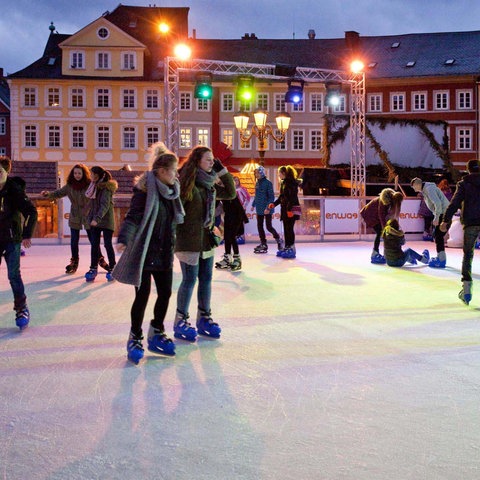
[1,241,479,479]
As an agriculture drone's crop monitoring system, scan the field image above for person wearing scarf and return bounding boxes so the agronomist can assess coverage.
[113,142,185,364]
[174,146,236,342]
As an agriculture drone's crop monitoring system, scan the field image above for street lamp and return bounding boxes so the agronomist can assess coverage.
[233,110,291,164]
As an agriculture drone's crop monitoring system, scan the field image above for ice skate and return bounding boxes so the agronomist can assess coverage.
[459,281,473,305]
[229,254,242,271]
[106,270,114,281]
[65,257,79,274]
[147,323,175,356]
[127,332,144,364]
[173,312,197,342]
[254,243,268,254]
[370,253,386,264]
[420,249,430,264]
[215,253,232,269]
[428,257,446,268]
[280,245,296,259]
[98,256,109,271]
[15,307,30,331]
[275,237,285,255]
[85,268,98,282]
[196,311,221,339]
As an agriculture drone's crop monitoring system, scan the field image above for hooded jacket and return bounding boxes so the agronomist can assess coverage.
[443,172,480,226]
[45,184,89,229]
[382,223,406,263]
[86,179,118,231]
[360,188,395,228]
[252,176,275,214]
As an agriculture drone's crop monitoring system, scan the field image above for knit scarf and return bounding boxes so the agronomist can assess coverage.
[153,173,185,224]
[195,169,217,228]
[84,181,97,199]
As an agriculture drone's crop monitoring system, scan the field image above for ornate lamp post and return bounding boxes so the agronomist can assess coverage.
[233,110,291,165]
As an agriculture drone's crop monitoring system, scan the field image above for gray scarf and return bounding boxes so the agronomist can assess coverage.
[195,169,217,228]
[153,173,185,224]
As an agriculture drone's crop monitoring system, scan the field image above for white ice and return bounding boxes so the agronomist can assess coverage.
[1,241,479,480]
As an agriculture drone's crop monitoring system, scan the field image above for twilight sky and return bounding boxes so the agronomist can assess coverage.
[0,0,477,75]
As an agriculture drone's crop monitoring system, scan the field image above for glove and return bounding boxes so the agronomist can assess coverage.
[212,158,225,173]
[287,211,294,218]
[267,203,275,210]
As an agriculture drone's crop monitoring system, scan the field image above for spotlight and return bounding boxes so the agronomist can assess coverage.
[285,80,304,104]
[194,73,213,100]
[325,82,342,107]
[235,75,255,102]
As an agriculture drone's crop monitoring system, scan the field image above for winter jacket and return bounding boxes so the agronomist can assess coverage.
[86,179,118,231]
[45,184,89,229]
[382,224,406,264]
[175,170,236,253]
[252,177,275,214]
[273,177,301,221]
[422,182,449,224]
[443,173,480,226]
[0,178,38,244]
[360,188,394,228]
[222,196,248,236]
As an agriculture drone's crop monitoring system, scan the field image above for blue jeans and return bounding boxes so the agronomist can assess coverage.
[462,225,480,281]
[386,248,423,267]
[1,242,26,310]
[176,256,214,316]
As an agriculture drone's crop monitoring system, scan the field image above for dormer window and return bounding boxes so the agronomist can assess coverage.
[368,62,377,68]
[97,27,110,39]
[391,42,400,48]
[445,59,456,65]
[406,61,416,67]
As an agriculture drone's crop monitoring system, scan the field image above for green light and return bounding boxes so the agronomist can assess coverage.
[194,83,213,99]
[235,75,255,102]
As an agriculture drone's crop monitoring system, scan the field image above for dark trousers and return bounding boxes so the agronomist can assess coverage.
[433,214,449,254]
[462,225,480,282]
[224,225,239,255]
[256,214,279,244]
[0,242,26,311]
[283,216,296,247]
[131,269,173,336]
[373,224,382,252]
[89,227,115,270]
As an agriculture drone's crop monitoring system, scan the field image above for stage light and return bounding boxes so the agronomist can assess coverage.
[173,43,191,60]
[325,82,342,107]
[235,75,255,102]
[285,80,304,104]
[194,73,213,99]
[350,60,364,74]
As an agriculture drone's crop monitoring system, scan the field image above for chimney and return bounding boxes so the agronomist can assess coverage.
[345,31,360,50]
[0,68,3,79]
[308,29,316,40]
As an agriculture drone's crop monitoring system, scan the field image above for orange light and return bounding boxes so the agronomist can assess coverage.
[173,43,192,60]
[351,60,364,74]
[158,22,170,34]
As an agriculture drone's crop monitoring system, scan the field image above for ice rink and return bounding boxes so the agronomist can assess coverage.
[1,240,479,480]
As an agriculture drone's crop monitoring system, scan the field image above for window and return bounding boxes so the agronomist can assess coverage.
[390,93,405,112]
[180,92,192,111]
[0,147,5,155]
[23,87,37,107]
[70,51,84,69]
[48,125,61,148]
[412,92,427,111]
[122,126,136,149]
[96,88,110,108]
[333,95,347,113]
[368,94,382,112]
[122,52,136,70]
[97,126,111,149]
[274,93,286,112]
[256,93,268,110]
[457,128,472,150]
[292,129,305,150]
[71,125,85,148]
[197,128,210,146]
[434,91,449,110]
[47,87,61,107]
[70,88,85,108]
[196,98,210,111]
[145,89,159,109]
[146,126,160,147]
[310,93,323,112]
[0,117,5,135]
[222,93,234,112]
[239,130,251,150]
[97,27,109,39]
[221,128,234,149]
[273,130,286,151]
[310,130,322,151]
[96,52,110,70]
[457,90,472,110]
[238,99,252,112]
[180,128,192,148]
[122,88,136,109]
[24,125,37,147]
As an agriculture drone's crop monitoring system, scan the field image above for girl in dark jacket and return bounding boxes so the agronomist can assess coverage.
[269,165,301,259]
[174,146,236,341]
[113,143,185,364]
[84,166,118,282]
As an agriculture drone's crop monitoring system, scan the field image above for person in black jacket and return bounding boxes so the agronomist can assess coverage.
[0,156,38,330]
[440,159,480,305]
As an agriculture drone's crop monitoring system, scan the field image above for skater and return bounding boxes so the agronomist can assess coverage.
[0,156,38,330]
[360,188,403,264]
[84,166,118,282]
[410,177,450,268]
[417,191,434,241]
[41,164,108,274]
[251,166,283,254]
[113,142,185,363]
[215,190,248,272]
[174,146,236,341]
[440,159,480,305]
[233,176,250,244]
[382,218,430,267]
[268,165,302,259]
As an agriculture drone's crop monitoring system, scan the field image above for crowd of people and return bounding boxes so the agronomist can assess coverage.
[2,148,480,362]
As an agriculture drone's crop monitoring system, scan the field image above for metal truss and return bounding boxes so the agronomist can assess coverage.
[164,57,365,196]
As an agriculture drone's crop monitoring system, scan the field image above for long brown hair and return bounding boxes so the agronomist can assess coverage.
[178,146,212,202]
[67,163,90,189]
